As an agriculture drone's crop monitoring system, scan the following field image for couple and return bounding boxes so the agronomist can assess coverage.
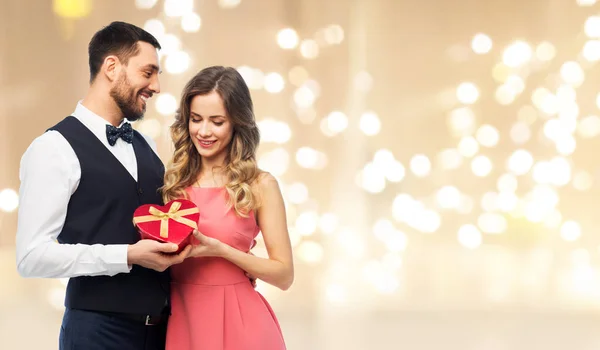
[15,21,293,350]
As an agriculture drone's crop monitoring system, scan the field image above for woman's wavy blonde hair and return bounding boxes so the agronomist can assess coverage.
[161,66,261,217]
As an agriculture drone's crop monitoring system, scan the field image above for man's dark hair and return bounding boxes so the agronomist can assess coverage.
[88,21,161,83]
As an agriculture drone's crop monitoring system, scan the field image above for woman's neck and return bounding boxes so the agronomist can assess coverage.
[197,162,227,187]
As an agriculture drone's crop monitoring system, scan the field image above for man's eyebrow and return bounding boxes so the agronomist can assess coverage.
[142,64,161,74]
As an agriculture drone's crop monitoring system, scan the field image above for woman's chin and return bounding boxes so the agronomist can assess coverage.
[195,147,217,160]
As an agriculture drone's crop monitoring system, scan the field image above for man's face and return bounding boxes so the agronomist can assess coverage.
[109,41,161,122]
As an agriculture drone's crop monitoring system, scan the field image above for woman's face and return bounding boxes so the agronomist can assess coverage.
[188,91,234,164]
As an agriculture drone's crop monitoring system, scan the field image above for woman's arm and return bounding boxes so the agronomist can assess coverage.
[187,173,294,290]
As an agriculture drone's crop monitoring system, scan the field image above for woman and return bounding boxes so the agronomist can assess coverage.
[161,66,293,350]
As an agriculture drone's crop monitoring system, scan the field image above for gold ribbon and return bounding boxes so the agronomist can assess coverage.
[133,201,199,238]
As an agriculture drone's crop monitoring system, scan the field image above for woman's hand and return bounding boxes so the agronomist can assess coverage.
[187,230,226,258]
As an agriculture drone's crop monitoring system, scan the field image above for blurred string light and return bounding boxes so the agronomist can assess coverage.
[315,25,345,46]
[277,28,299,49]
[359,111,381,136]
[448,107,476,137]
[258,147,290,176]
[296,240,324,264]
[294,85,316,109]
[264,72,285,93]
[392,193,441,233]
[218,0,242,9]
[286,182,309,204]
[471,33,493,54]
[53,0,92,40]
[456,82,480,104]
[354,71,374,92]
[425,9,600,253]
[155,93,177,116]
[135,0,158,9]
[296,147,328,170]
[436,186,461,209]
[265,22,351,279]
[458,224,482,249]
[502,40,533,67]
[438,148,463,170]
[0,189,19,213]
[319,213,339,235]
[48,286,67,311]
[357,150,406,193]
[300,40,320,59]
[258,118,292,144]
[321,111,348,136]
[561,220,582,241]
[536,41,556,61]
[136,119,162,139]
[237,66,265,90]
[410,154,432,177]
[277,24,345,59]
[159,34,182,56]
[471,155,493,177]
[165,51,191,74]
[510,121,532,144]
[53,0,92,18]
[373,219,408,253]
[361,254,402,294]
[181,13,202,33]
[289,66,310,86]
[585,16,600,38]
[458,136,479,157]
[143,19,166,39]
[164,0,194,17]
[476,124,500,147]
[573,171,593,191]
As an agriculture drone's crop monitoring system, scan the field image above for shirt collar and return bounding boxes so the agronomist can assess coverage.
[71,101,129,144]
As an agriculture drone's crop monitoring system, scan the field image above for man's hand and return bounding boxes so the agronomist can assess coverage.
[127,239,192,272]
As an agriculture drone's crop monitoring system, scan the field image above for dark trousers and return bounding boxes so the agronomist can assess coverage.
[59,308,167,350]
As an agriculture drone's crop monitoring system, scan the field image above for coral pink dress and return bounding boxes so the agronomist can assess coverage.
[165,187,286,350]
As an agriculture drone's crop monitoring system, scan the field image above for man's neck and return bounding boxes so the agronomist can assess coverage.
[81,89,124,127]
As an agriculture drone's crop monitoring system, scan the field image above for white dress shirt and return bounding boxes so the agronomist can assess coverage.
[16,102,159,278]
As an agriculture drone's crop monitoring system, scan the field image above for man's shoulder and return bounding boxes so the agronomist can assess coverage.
[24,129,69,156]
[29,116,79,151]
[46,115,79,133]
[19,129,75,175]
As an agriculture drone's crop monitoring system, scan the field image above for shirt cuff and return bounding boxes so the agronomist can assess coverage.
[106,244,132,275]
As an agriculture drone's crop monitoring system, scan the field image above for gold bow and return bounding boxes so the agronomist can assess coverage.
[133,201,199,238]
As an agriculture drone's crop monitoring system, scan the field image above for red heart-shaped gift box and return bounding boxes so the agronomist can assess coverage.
[132,199,200,253]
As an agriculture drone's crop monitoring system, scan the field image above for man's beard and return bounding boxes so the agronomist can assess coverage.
[109,72,146,122]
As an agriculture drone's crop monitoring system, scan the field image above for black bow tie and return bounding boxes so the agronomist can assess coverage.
[106,122,133,146]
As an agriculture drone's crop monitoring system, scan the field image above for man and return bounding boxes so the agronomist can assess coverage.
[15,21,190,350]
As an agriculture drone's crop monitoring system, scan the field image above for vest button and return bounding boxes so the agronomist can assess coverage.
[138,187,143,194]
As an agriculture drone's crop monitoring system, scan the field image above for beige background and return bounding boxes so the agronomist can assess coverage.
[3,0,600,349]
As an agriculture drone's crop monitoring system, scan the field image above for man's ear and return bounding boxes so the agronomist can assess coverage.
[103,55,120,82]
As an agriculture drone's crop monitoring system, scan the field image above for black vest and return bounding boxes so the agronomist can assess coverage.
[49,116,170,315]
